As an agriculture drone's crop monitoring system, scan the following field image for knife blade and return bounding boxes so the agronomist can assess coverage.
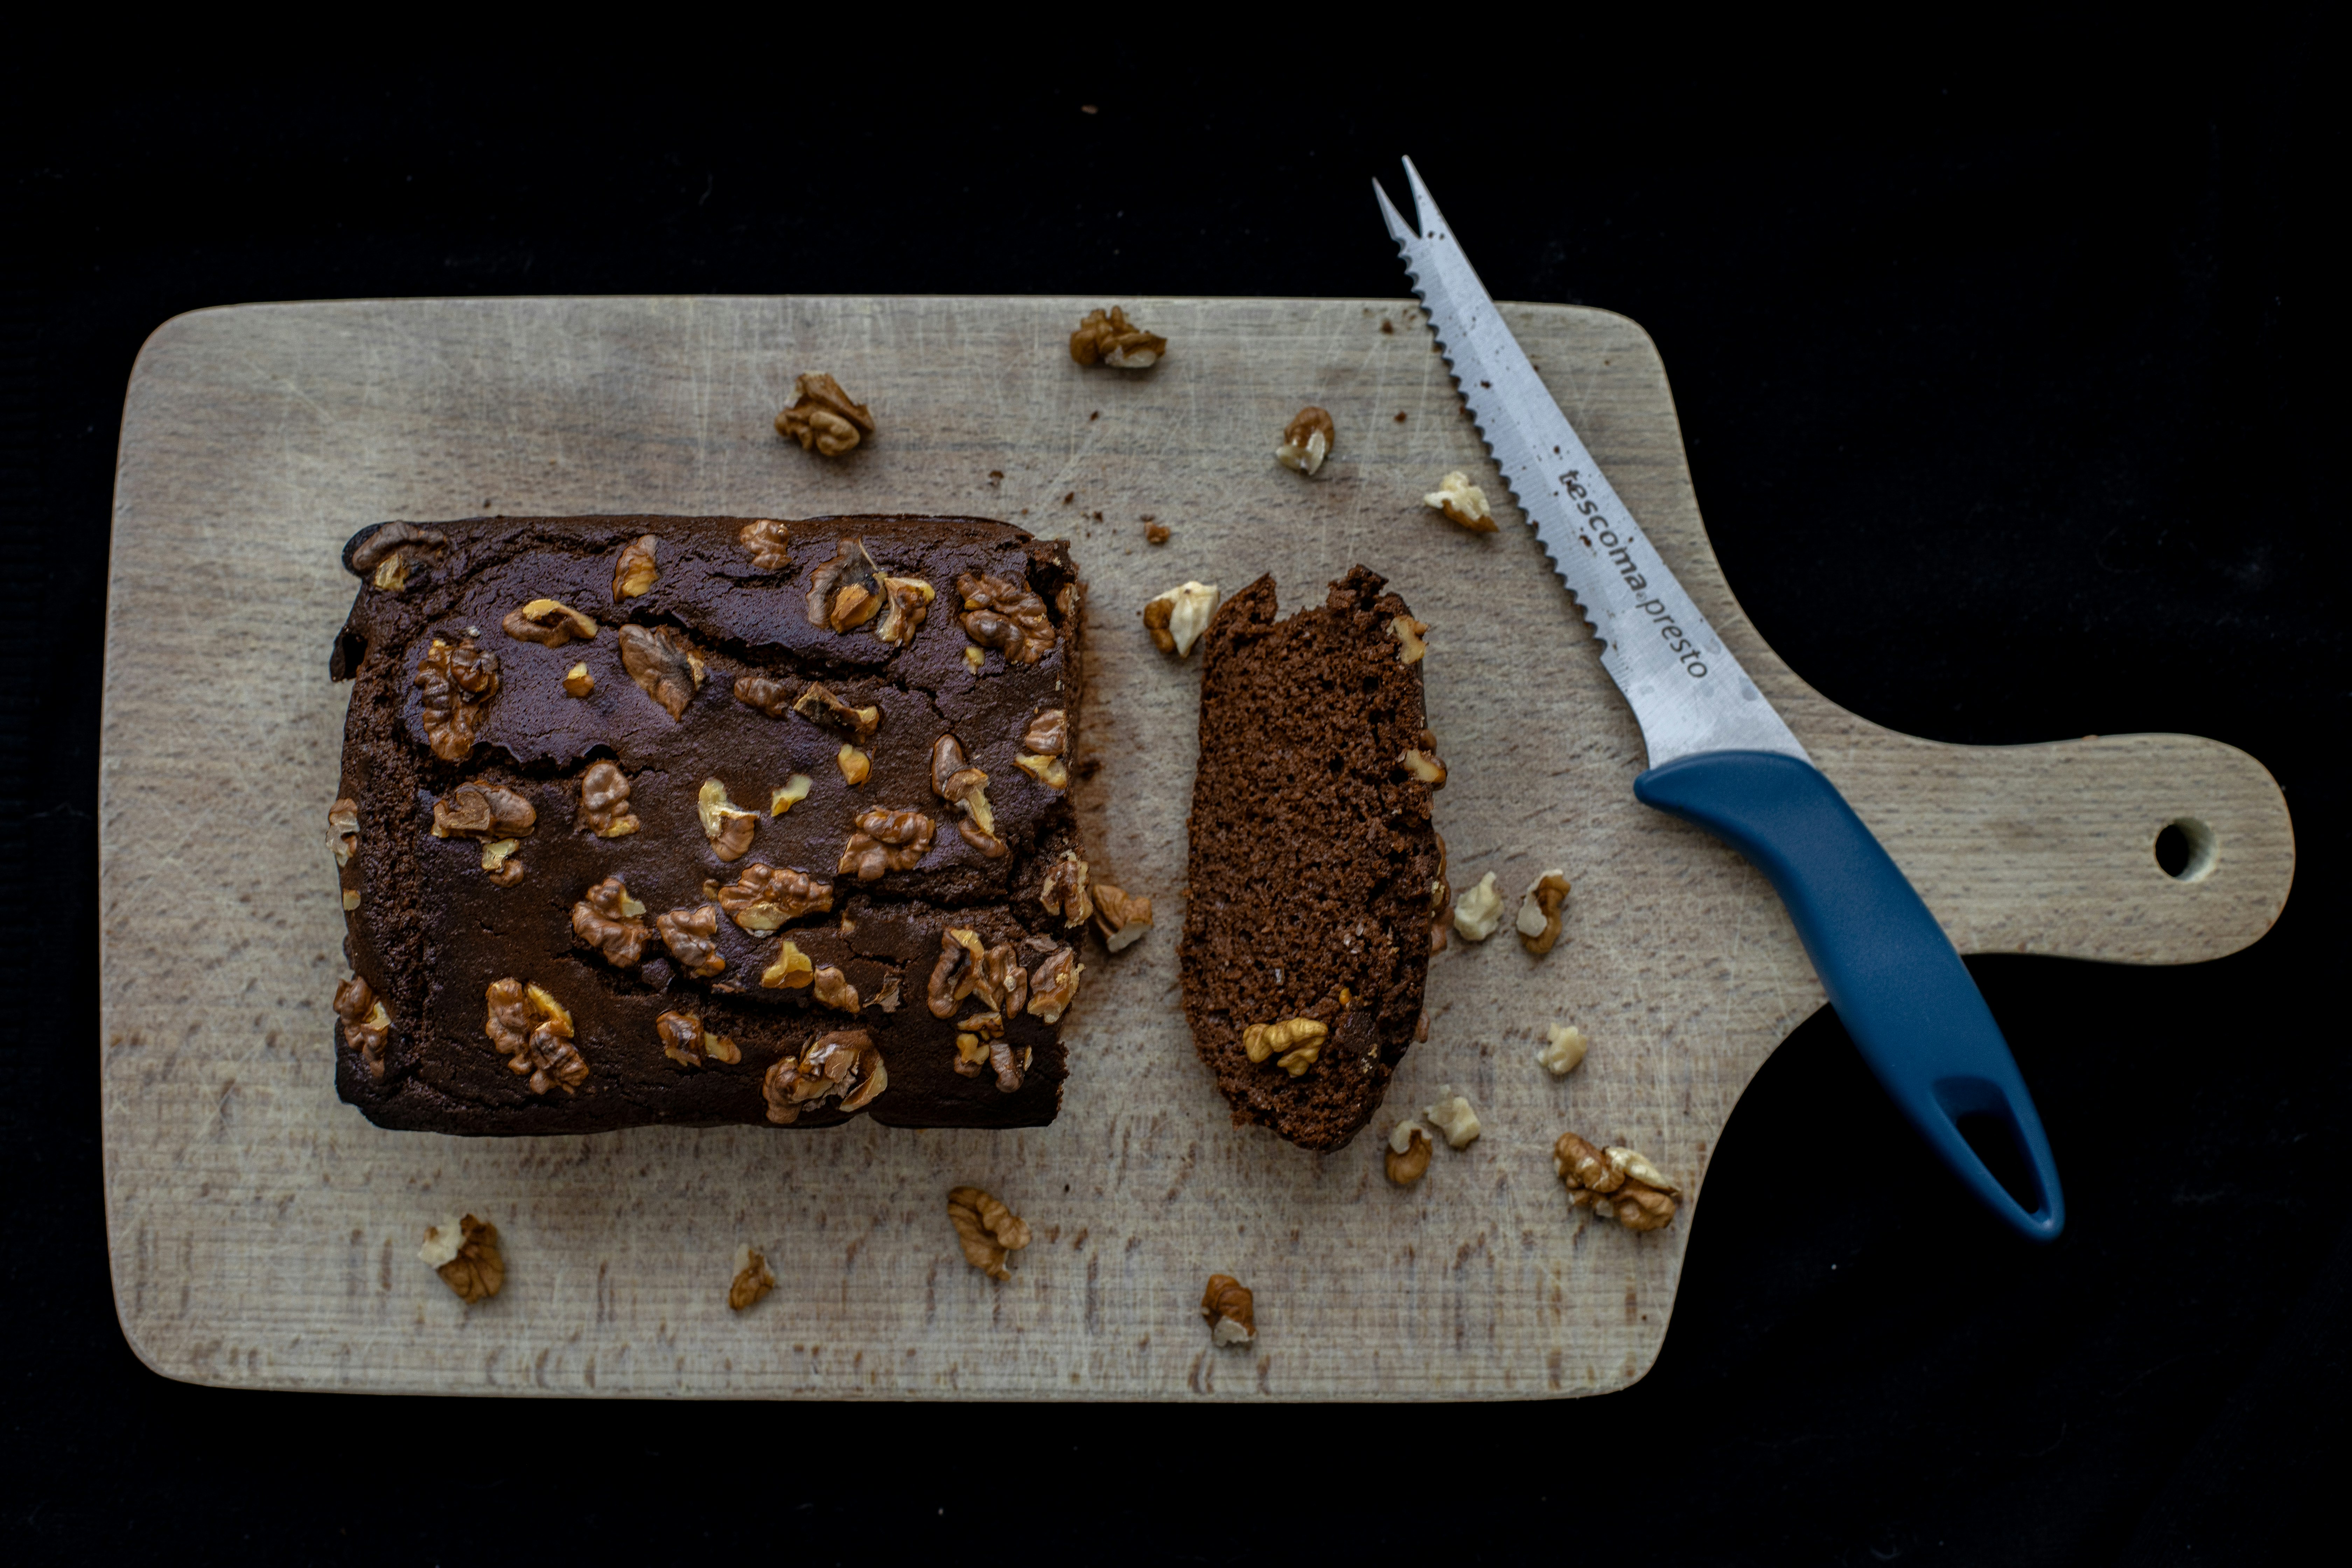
[1375,162,1803,769]
[1377,158,2066,1241]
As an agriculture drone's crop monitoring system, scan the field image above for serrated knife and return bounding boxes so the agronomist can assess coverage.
[1377,158,2064,1241]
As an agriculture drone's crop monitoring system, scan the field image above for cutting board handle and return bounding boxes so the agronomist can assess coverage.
[1637,751,2066,1242]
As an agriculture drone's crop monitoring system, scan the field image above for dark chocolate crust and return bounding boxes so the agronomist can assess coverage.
[328,514,1089,1134]
[1178,566,1440,1151]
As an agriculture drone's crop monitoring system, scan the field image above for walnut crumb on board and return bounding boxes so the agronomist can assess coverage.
[729,1245,776,1310]
[1201,1273,1256,1346]
[1385,1121,1434,1185]
[1539,1024,1588,1076]
[420,1214,503,1304]
[1424,1086,1481,1149]
[1451,873,1504,940]
[947,1185,1031,1280]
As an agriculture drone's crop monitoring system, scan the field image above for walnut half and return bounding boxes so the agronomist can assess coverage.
[572,875,652,967]
[947,1185,1031,1280]
[1555,1133,1680,1232]
[710,862,833,932]
[930,734,1004,858]
[327,797,359,869]
[775,372,876,456]
[657,905,727,978]
[738,518,794,572]
[956,572,1058,665]
[575,760,640,838]
[352,523,449,589]
[432,783,537,841]
[1451,872,1504,941]
[1038,850,1093,927]
[1242,1016,1325,1077]
[1025,946,1082,1023]
[794,681,882,741]
[838,807,934,881]
[414,637,500,762]
[1391,615,1429,665]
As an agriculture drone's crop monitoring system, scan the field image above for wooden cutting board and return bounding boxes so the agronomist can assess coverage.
[99,296,2292,1400]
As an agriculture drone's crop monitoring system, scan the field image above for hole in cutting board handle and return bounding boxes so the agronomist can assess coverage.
[2154,817,2219,882]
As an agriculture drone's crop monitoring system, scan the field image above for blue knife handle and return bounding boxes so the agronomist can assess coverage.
[1633,750,2065,1242]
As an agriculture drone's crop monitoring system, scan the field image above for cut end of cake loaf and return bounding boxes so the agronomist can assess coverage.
[1178,566,1441,1151]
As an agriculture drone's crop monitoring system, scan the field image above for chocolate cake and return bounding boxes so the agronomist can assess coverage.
[1178,567,1442,1151]
[326,514,1091,1135]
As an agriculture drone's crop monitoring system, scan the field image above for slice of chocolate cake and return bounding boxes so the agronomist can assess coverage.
[1178,566,1442,1150]
[326,514,1090,1135]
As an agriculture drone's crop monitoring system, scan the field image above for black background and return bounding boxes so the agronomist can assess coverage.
[2,23,2339,1566]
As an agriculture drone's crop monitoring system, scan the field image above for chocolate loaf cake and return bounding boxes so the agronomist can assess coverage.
[326,514,1091,1135]
[1178,567,1442,1150]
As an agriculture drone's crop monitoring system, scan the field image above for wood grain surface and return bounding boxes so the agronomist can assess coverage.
[98,296,2294,1400]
